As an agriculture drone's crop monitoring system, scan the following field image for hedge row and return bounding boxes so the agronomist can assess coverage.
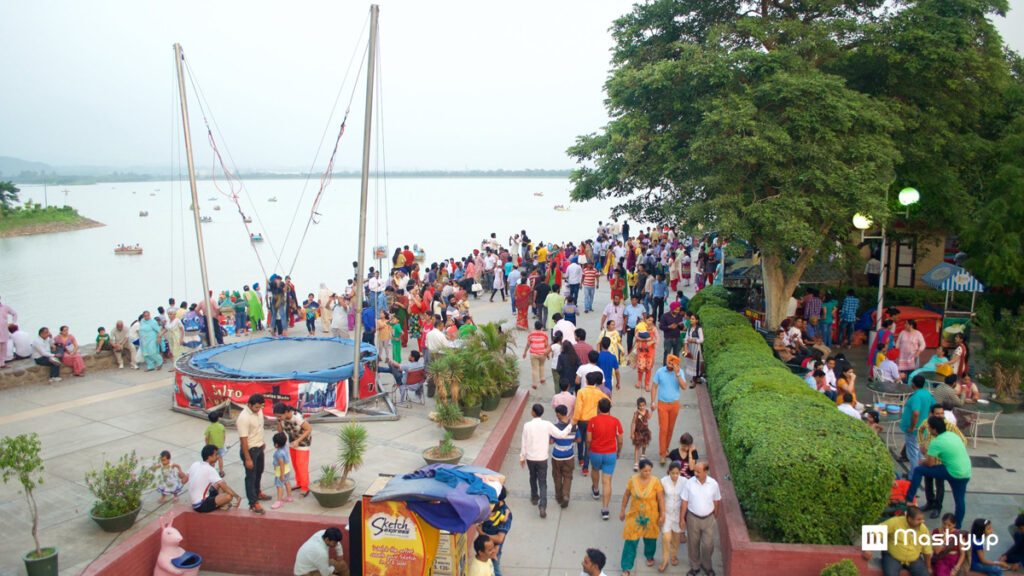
[694,297,894,545]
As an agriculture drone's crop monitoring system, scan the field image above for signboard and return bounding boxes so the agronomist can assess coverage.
[362,498,440,576]
[173,373,350,417]
[373,245,389,260]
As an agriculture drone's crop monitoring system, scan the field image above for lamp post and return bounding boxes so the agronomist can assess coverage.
[853,187,920,340]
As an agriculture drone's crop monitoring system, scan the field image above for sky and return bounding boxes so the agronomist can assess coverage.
[1,0,1022,173]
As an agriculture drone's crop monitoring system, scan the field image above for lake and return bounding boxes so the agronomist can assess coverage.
[0,177,619,334]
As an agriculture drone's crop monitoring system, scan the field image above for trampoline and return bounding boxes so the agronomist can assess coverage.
[173,337,380,421]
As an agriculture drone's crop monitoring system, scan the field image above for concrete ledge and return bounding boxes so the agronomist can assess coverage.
[80,507,351,576]
[695,384,879,576]
[0,350,119,390]
[472,387,530,472]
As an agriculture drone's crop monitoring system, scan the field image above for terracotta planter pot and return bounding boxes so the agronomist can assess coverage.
[90,505,141,533]
[310,478,356,508]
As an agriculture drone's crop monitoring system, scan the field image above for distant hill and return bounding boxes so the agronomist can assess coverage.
[1,156,573,184]
[0,156,53,177]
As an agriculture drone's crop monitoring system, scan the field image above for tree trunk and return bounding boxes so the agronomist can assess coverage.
[759,249,815,329]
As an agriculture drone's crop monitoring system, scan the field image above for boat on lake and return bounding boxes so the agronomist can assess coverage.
[139,210,149,217]
[534,192,544,197]
[250,233,263,242]
[268,196,278,202]
[213,205,221,211]
[200,216,213,223]
[554,205,570,212]
[114,245,143,255]
[243,216,253,223]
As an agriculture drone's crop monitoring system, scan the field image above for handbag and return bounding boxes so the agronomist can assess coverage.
[471,282,483,293]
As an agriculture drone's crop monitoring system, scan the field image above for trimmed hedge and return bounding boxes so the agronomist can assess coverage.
[701,302,893,545]
[688,285,732,315]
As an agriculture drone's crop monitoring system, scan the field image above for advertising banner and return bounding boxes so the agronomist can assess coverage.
[173,372,350,417]
[362,499,440,576]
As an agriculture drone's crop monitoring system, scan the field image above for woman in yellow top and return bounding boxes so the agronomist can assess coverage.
[599,319,626,363]
[836,366,858,406]
[619,459,664,575]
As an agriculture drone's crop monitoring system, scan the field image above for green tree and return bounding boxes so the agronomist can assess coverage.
[569,0,1021,326]
[0,181,19,213]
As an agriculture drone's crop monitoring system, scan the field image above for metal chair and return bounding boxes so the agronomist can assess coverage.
[392,368,426,406]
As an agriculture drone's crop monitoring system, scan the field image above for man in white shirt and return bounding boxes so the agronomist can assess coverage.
[468,534,495,576]
[575,350,604,390]
[680,462,721,576]
[187,444,242,512]
[294,527,348,576]
[366,271,386,312]
[877,353,901,382]
[8,324,32,361]
[30,327,62,382]
[600,295,626,338]
[580,548,609,576]
[520,403,576,518]
[565,260,583,303]
[236,393,269,514]
[552,314,577,345]
[838,393,862,419]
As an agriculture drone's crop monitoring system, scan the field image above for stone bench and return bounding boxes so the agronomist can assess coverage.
[0,345,120,390]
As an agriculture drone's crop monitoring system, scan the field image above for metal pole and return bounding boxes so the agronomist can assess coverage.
[874,189,888,339]
[351,5,379,399]
[174,43,218,347]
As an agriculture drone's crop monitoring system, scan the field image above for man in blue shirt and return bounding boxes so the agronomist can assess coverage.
[551,404,580,508]
[901,375,936,478]
[651,354,688,465]
[838,289,860,348]
[623,295,645,353]
[360,302,376,346]
[597,337,620,392]
[650,273,668,324]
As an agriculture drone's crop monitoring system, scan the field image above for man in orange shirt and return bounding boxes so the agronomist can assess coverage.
[573,371,609,477]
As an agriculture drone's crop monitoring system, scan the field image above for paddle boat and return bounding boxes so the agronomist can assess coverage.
[139,210,149,217]
[200,216,213,223]
[250,233,263,242]
[553,205,570,212]
[114,244,143,255]
[268,196,278,202]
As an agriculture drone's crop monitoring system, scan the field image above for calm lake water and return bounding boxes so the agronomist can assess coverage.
[0,178,618,335]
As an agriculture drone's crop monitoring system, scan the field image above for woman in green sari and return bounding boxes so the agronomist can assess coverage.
[244,285,265,332]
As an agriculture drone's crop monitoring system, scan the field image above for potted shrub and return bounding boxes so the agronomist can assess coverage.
[428,350,463,405]
[436,400,480,440]
[500,355,520,397]
[85,450,156,533]
[422,431,463,465]
[310,423,367,508]
[0,433,58,576]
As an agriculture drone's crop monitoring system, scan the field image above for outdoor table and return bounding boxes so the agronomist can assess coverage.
[878,412,903,452]
[954,401,1003,448]
[867,380,913,407]
[917,370,946,387]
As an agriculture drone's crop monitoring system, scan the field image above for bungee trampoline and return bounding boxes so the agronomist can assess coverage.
[172,337,396,423]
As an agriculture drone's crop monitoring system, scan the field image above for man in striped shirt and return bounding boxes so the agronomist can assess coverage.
[582,262,601,313]
[838,290,860,348]
[551,404,580,509]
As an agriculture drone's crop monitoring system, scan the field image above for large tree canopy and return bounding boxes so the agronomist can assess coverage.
[570,0,1022,325]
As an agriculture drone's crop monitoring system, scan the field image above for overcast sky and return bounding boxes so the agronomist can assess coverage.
[1,0,1022,172]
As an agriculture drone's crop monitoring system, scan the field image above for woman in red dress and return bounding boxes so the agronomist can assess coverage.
[515,280,533,330]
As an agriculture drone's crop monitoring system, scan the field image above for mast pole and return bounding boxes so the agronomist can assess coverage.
[174,43,218,347]
[351,5,379,399]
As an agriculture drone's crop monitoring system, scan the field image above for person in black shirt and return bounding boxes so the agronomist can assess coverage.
[665,432,698,477]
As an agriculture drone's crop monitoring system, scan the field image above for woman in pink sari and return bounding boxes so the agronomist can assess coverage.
[54,325,86,376]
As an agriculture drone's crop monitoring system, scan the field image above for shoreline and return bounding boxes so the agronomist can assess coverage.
[0,217,105,238]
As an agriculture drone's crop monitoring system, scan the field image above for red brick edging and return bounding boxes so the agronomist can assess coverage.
[473,388,530,471]
[695,384,880,576]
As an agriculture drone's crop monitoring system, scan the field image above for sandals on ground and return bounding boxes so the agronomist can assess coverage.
[646,558,656,567]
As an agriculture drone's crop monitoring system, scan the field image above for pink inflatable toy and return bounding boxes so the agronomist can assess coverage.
[153,516,202,576]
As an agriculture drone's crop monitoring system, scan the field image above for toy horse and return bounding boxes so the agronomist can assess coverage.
[153,516,202,576]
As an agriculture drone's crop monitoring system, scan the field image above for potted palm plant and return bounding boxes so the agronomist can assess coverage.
[499,354,521,397]
[0,433,58,576]
[422,431,464,465]
[310,423,367,508]
[435,400,480,440]
[85,451,156,533]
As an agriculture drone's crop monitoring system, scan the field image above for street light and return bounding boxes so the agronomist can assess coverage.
[853,187,921,345]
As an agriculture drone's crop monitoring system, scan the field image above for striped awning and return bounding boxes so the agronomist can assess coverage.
[922,262,985,292]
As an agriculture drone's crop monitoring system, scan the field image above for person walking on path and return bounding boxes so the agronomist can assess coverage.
[237,393,270,514]
[659,303,686,365]
[551,404,579,509]
[520,403,577,518]
[680,461,721,576]
[619,459,665,576]
[902,375,936,479]
[573,371,610,475]
[684,313,704,384]
[588,397,623,521]
[0,296,16,371]
[582,262,601,313]
[523,321,551,390]
[652,354,689,465]
[660,461,686,570]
